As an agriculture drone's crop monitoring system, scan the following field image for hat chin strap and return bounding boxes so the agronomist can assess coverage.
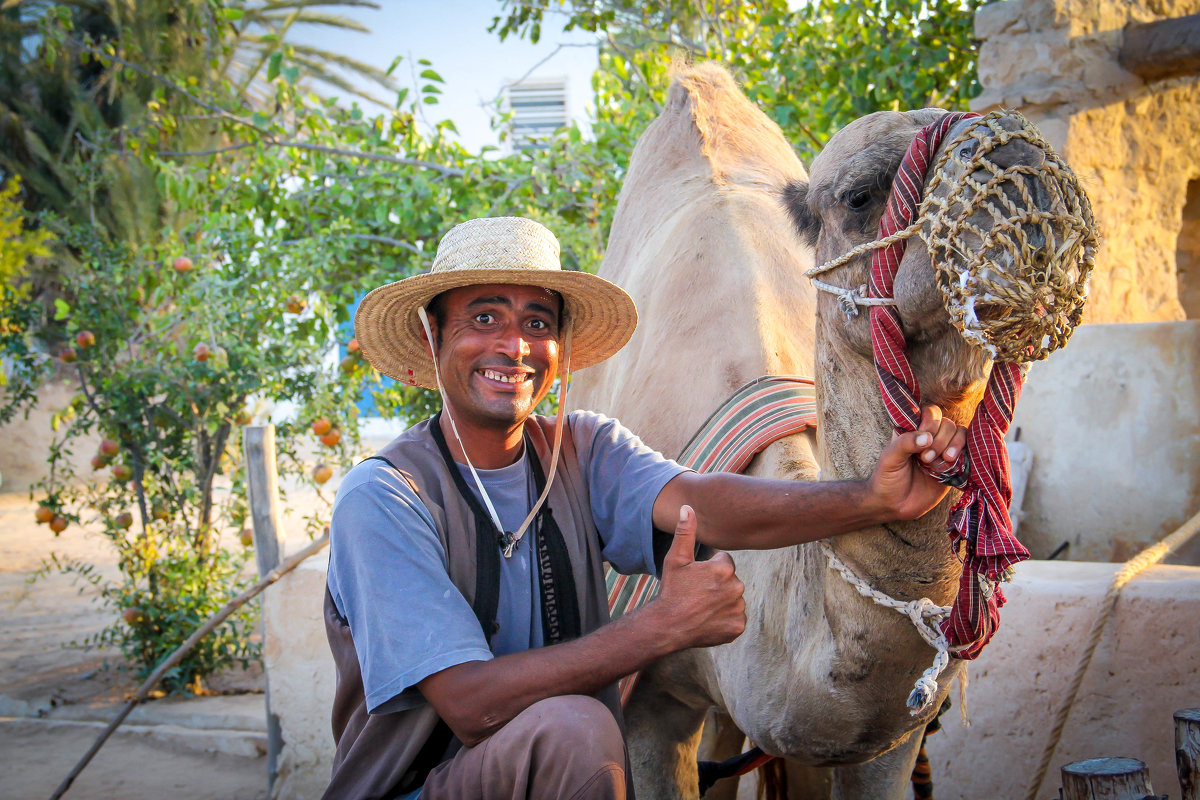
[417,306,572,558]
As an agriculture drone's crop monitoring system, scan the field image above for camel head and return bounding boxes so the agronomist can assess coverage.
[782,108,1093,418]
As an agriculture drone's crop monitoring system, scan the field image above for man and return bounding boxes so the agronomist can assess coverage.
[326,217,966,800]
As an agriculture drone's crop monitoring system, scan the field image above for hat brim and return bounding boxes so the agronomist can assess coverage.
[354,269,638,389]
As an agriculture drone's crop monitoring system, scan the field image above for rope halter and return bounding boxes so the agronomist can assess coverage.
[807,110,1097,365]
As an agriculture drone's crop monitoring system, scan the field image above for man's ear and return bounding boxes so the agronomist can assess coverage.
[417,308,440,355]
[781,180,821,247]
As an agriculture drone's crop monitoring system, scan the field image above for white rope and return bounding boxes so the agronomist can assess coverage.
[805,220,924,279]
[803,221,920,317]
[818,541,954,714]
[809,279,898,318]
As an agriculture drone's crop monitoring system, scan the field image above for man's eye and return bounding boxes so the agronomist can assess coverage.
[474,313,495,325]
[528,319,547,331]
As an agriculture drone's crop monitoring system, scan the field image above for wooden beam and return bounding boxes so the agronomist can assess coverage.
[1120,13,1200,82]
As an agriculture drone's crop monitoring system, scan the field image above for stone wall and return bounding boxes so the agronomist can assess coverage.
[263,555,336,800]
[1011,321,1200,563]
[974,0,1200,322]
[932,560,1200,799]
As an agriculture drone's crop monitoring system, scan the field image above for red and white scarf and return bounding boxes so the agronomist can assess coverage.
[868,112,1030,659]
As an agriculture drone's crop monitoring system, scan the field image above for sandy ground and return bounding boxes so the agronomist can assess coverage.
[0,486,320,800]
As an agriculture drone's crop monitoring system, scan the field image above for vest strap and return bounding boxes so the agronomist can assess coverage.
[526,439,581,644]
[426,416,502,643]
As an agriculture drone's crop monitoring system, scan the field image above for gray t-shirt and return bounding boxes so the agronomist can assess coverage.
[327,411,687,715]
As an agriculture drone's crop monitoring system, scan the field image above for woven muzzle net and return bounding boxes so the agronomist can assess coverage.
[916,111,1097,363]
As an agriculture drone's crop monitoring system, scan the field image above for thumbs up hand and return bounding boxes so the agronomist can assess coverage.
[653,505,747,650]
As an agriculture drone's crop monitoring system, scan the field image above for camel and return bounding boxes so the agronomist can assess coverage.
[570,64,1053,799]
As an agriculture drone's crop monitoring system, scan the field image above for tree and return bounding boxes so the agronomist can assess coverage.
[492,0,983,163]
[0,1,398,277]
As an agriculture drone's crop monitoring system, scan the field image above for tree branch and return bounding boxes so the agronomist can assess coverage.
[69,37,465,177]
[157,142,255,158]
[279,233,428,258]
[605,32,662,113]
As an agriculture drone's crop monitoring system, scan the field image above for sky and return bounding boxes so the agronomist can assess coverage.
[291,1,600,152]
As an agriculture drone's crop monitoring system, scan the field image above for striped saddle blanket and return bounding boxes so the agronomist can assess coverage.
[605,375,818,704]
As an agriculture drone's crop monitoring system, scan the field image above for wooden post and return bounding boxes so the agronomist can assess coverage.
[1060,757,1159,800]
[242,424,283,794]
[1177,708,1200,800]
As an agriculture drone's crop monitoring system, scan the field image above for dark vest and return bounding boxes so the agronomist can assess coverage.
[322,415,623,800]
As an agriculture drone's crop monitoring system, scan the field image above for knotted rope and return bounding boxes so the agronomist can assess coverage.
[819,542,954,713]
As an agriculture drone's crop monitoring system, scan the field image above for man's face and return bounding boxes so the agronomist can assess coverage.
[428,283,562,428]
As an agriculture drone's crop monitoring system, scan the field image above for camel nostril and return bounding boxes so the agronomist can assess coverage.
[986,139,1046,170]
[956,140,979,159]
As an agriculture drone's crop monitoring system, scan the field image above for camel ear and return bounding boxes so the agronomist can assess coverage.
[782,180,820,247]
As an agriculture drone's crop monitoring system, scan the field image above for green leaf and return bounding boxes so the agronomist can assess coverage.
[54,298,70,321]
[282,66,299,84]
[267,52,282,82]
[221,8,245,21]
[386,55,403,76]
[419,69,443,83]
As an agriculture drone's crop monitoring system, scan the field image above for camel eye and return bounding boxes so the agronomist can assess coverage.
[845,189,871,211]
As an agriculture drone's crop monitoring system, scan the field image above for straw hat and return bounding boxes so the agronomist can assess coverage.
[355,217,638,389]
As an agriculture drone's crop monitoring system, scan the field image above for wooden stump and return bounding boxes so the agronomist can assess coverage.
[1060,757,1158,800]
[1178,708,1200,800]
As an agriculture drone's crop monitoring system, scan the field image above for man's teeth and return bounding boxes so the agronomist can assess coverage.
[482,369,526,384]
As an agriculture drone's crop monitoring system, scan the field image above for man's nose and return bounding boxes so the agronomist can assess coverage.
[495,323,531,359]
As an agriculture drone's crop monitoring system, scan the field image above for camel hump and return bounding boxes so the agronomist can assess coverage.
[665,62,807,186]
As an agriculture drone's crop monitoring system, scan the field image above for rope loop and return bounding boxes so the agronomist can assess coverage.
[819,542,954,714]
[809,280,898,318]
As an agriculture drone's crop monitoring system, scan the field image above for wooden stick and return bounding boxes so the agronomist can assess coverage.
[47,533,329,800]
[1060,757,1156,800]
[1177,708,1200,800]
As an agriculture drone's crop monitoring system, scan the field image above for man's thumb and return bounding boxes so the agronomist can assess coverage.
[666,505,697,566]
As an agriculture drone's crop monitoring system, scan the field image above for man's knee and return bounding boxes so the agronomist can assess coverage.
[511,695,626,797]
[517,695,624,759]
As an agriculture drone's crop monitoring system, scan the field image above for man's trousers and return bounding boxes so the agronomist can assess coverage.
[421,694,627,800]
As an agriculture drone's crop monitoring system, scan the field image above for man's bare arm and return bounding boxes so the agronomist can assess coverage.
[654,406,970,551]
[417,506,743,747]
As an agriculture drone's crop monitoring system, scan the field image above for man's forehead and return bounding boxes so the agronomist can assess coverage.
[442,283,561,312]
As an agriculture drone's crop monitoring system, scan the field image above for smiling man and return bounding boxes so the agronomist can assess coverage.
[324,217,967,800]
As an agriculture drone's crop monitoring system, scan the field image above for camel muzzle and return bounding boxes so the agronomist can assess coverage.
[806,110,1098,365]
[920,110,1098,363]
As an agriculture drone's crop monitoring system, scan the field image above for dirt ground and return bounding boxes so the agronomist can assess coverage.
[0,490,287,800]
